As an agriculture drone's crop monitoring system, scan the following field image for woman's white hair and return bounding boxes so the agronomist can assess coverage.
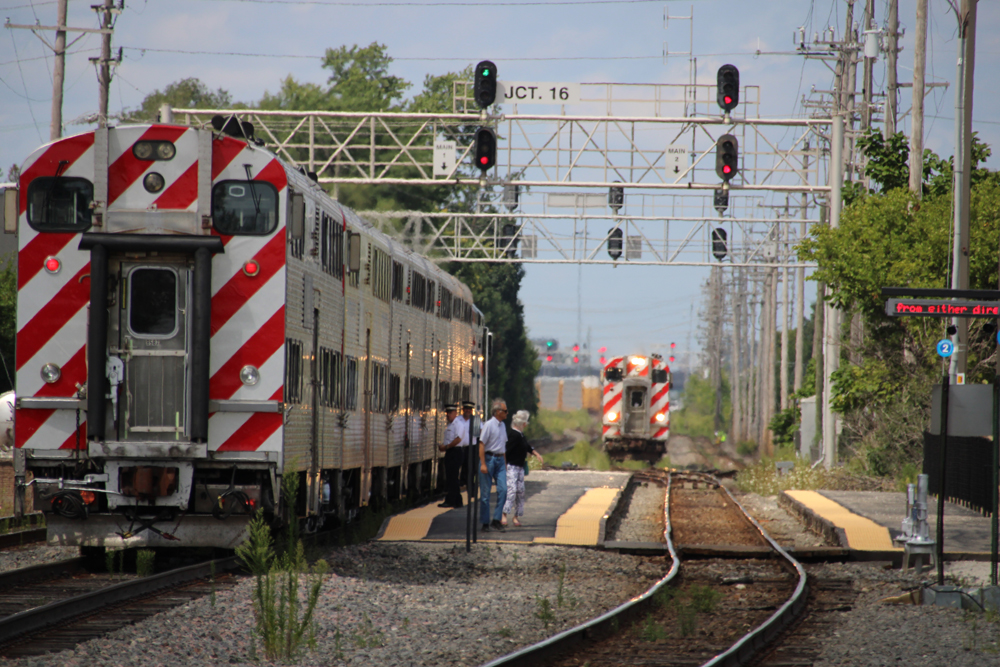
[512,410,530,426]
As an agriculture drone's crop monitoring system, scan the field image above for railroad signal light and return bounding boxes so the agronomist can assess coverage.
[714,188,729,214]
[670,342,676,349]
[501,223,518,258]
[717,64,739,113]
[473,127,497,172]
[712,227,728,261]
[599,356,606,365]
[598,346,607,354]
[608,227,623,260]
[608,181,624,213]
[572,344,579,352]
[474,60,498,108]
[546,355,553,362]
[546,339,558,351]
[715,134,739,182]
[573,356,579,364]
[669,355,675,363]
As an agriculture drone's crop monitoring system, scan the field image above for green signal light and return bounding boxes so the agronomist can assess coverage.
[482,69,490,76]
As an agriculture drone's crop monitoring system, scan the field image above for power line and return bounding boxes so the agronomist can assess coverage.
[121,46,661,61]
[197,0,664,6]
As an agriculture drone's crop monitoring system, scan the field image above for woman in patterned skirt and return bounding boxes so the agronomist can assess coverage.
[502,410,544,527]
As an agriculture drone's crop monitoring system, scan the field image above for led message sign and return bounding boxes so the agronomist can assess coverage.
[885,298,1000,318]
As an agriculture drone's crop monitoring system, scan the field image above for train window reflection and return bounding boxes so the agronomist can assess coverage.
[630,391,644,408]
[26,177,94,232]
[212,180,278,235]
[129,268,177,337]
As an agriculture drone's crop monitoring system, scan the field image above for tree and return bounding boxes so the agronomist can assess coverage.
[123,78,233,122]
[798,136,1000,477]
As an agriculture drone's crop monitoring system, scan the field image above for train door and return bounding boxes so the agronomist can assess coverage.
[623,381,649,438]
[361,325,372,505]
[113,262,190,441]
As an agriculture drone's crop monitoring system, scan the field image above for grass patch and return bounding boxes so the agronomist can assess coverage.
[136,549,155,577]
[735,456,832,495]
[543,440,612,471]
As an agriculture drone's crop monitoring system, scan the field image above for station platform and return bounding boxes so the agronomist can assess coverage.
[782,489,997,559]
[376,470,632,547]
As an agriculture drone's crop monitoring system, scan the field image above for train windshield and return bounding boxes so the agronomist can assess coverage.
[26,177,93,232]
[212,180,279,235]
[129,268,178,336]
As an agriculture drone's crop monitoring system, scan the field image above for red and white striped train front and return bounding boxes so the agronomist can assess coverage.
[601,354,670,458]
[14,124,286,547]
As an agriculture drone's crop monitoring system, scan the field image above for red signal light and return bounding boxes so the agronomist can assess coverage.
[572,356,579,363]
[598,346,607,354]
[669,356,675,363]
[670,342,676,349]
[480,157,488,165]
[723,165,732,174]
[724,95,733,105]
[599,356,606,364]
[546,355,553,362]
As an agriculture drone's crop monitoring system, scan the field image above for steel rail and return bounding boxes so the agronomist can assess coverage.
[479,474,680,667]
[0,557,84,591]
[0,555,239,644]
[0,528,47,551]
[478,471,809,667]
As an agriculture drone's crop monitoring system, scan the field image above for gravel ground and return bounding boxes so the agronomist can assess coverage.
[2,482,999,666]
[0,544,78,573]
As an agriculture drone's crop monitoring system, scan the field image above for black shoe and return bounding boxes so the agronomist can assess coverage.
[491,519,505,532]
[438,502,454,508]
[481,523,490,532]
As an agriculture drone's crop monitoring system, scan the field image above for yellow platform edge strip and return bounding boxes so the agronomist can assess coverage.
[786,489,900,551]
[378,491,470,541]
[534,487,620,547]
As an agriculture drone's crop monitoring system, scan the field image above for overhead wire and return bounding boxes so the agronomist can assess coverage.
[7,30,44,143]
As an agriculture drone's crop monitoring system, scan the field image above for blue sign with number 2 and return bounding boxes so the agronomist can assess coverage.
[937,339,955,358]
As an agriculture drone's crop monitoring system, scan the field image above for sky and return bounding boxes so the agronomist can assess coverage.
[1,0,998,371]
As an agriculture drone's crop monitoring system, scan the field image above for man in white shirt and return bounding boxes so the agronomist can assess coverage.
[456,401,474,491]
[437,404,463,508]
[478,397,508,532]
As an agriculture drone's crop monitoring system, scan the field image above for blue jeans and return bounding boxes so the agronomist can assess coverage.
[479,454,507,524]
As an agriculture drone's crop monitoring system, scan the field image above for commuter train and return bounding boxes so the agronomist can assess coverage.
[2,117,486,549]
[601,354,670,461]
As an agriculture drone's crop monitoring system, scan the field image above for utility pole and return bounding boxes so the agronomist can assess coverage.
[794,141,810,395]
[949,0,978,380]
[885,0,899,137]
[93,0,121,128]
[780,209,790,412]
[860,0,876,133]
[909,0,929,195]
[823,116,845,469]
[731,267,743,443]
[5,0,114,140]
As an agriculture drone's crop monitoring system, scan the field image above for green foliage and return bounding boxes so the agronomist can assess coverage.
[123,78,233,122]
[857,130,910,194]
[236,471,328,662]
[670,371,730,438]
[638,613,668,642]
[768,406,800,448]
[0,254,16,393]
[543,440,611,470]
[136,550,155,578]
[688,585,722,613]
[534,596,555,630]
[676,603,697,637]
[735,457,833,496]
[352,612,385,648]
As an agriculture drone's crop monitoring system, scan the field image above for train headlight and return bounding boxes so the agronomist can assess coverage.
[133,141,154,160]
[156,142,176,160]
[41,362,61,384]
[607,411,619,422]
[240,365,260,386]
[655,412,666,423]
[143,172,165,193]
[630,356,646,365]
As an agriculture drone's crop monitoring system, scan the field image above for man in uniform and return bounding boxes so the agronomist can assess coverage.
[457,401,475,493]
[438,404,463,508]
[478,398,508,532]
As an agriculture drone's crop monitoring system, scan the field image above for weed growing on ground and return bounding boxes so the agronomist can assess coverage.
[638,613,668,642]
[535,596,555,630]
[236,470,328,662]
[136,549,155,577]
[332,627,345,660]
[677,603,697,636]
[352,612,385,648]
[497,627,514,638]
[209,560,217,608]
[556,563,566,608]
[688,584,722,613]
[652,585,677,608]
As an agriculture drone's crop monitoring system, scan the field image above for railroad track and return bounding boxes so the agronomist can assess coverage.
[483,470,811,667]
[0,555,241,658]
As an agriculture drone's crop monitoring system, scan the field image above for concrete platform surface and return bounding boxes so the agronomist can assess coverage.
[376,470,632,547]
[820,490,996,554]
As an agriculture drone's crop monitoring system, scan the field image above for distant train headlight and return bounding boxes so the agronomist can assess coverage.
[156,142,176,160]
[655,412,666,423]
[41,362,61,384]
[143,172,165,193]
[607,411,619,422]
[240,365,260,386]
[630,356,646,365]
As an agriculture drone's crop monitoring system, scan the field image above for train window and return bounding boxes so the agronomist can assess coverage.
[652,369,668,384]
[411,273,425,309]
[284,339,304,404]
[320,211,344,277]
[26,177,93,232]
[388,373,401,411]
[318,347,341,408]
[439,381,451,409]
[372,247,391,303]
[391,262,405,302]
[345,357,358,411]
[425,280,436,312]
[605,368,623,382]
[630,390,645,408]
[439,288,452,319]
[128,268,177,337]
[212,180,278,235]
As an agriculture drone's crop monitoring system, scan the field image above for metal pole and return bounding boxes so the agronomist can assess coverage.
[992,375,998,586]
[909,0,929,195]
[49,0,68,140]
[97,0,114,128]
[823,116,844,469]
[937,374,949,586]
[885,0,899,137]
